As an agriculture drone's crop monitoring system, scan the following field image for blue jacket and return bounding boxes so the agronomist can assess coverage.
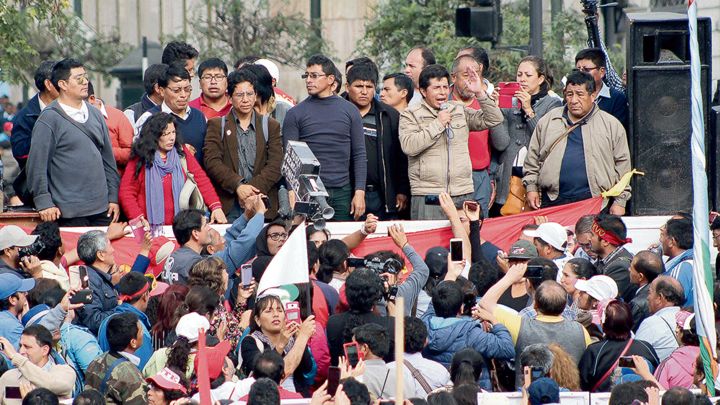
[664,249,695,307]
[0,311,23,349]
[76,265,118,335]
[58,323,103,396]
[214,212,265,274]
[421,303,515,390]
[11,94,42,169]
[97,303,152,370]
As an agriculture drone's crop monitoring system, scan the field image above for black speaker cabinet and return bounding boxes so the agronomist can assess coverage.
[626,12,712,216]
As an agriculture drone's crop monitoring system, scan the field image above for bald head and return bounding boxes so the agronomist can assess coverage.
[535,280,568,316]
[649,276,685,313]
[630,250,665,285]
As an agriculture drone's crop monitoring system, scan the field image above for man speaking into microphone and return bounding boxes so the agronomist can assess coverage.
[399,64,503,219]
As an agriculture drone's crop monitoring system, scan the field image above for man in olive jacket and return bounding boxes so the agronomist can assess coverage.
[523,70,630,215]
[399,64,503,220]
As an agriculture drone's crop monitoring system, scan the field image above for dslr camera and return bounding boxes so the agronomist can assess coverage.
[18,239,46,261]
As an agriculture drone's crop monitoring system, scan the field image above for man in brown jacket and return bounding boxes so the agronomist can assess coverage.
[399,64,503,220]
[523,70,631,215]
[203,70,283,220]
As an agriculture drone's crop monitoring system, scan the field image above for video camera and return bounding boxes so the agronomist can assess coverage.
[18,239,45,261]
[278,141,335,228]
[345,256,403,276]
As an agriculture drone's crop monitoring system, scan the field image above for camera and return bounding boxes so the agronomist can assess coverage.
[345,256,403,276]
[18,239,46,261]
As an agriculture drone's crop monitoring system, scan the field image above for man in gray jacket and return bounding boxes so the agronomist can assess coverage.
[27,58,120,226]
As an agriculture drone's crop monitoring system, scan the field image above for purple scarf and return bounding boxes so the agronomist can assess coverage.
[145,148,185,228]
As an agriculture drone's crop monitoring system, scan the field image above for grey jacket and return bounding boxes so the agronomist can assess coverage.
[27,100,119,218]
[489,95,563,205]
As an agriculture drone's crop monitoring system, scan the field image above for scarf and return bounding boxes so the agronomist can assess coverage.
[251,330,296,356]
[145,148,185,229]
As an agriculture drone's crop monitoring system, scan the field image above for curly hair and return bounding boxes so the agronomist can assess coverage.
[548,343,581,391]
[131,112,185,178]
[189,256,227,295]
[166,336,193,376]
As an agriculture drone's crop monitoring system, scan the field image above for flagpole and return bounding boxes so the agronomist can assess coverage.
[688,0,717,394]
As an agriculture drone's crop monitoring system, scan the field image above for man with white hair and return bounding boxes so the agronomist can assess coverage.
[75,230,119,335]
[255,58,295,107]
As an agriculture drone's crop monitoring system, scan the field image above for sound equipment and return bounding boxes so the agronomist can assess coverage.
[626,12,712,216]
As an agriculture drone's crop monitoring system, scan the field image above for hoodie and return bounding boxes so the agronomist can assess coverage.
[654,345,700,389]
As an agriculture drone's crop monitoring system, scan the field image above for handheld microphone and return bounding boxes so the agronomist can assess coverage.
[439,102,453,139]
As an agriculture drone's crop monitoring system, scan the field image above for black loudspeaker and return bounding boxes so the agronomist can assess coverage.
[711,106,720,210]
[626,12,712,216]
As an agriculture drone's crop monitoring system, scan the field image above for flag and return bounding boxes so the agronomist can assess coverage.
[257,221,310,294]
[196,328,211,404]
[688,0,718,394]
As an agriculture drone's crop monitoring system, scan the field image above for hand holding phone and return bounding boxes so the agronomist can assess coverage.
[240,264,253,288]
[285,301,301,326]
[343,342,362,368]
[69,289,93,305]
[449,238,463,262]
[327,366,341,396]
[618,356,635,368]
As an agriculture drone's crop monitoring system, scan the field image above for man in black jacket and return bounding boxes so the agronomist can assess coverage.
[344,62,410,219]
[628,250,664,331]
[590,214,635,302]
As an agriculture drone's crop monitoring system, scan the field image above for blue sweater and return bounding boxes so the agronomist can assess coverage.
[282,95,367,189]
[597,86,628,129]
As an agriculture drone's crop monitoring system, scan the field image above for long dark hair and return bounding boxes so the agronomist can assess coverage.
[151,284,189,340]
[131,112,185,178]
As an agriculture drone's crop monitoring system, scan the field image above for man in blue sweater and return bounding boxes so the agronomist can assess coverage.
[575,48,628,129]
[283,54,367,221]
[134,62,207,164]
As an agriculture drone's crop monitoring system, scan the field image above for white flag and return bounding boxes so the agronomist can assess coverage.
[257,221,310,294]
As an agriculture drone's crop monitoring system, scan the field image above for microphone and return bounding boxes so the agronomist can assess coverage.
[439,102,453,139]
[277,186,292,220]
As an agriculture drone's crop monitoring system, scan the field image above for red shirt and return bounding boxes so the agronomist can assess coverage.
[101,103,134,174]
[239,387,303,401]
[188,95,232,120]
[119,145,222,224]
[466,98,491,170]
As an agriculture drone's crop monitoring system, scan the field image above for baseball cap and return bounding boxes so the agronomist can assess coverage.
[528,377,560,405]
[424,247,449,278]
[0,273,36,300]
[0,225,38,251]
[255,59,280,82]
[175,312,210,343]
[146,237,176,278]
[22,304,50,327]
[575,275,618,301]
[507,240,538,260]
[194,339,232,380]
[523,223,567,252]
[146,368,187,394]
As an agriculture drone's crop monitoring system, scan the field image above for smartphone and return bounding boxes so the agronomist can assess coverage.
[327,366,341,396]
[240,264,253,288]
[343,342,362,367]
[464,200,479,211]
[619,356,635,368]
[497,82,522,109]
[70,289,93,305]
[525,264,544,279]
[450,238,463,262]
[5,387,21,399]
[128,216,146,244]
[424,195,441,205]
[79,266,89,289]
[285,301,301,326]
[530,366,544,382]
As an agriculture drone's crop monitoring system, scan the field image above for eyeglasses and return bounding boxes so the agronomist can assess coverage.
[166,86,192,95]
[65,74,89,85]
[232,92,256,100]
[201,74,227,82]
[301,73,328,80]
[267,232,288,241]
[577,66,600,73]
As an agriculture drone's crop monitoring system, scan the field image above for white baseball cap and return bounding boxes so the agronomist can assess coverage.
[255,59,280,83]
[0,225,38,251]
[523,222,567,252]
[175,312,210,343]
[575,275,618,301]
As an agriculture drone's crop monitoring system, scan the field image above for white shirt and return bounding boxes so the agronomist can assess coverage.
[388,352,452,397]
[191,381,236,402]
[58,100,89,123]
[635,305,680,361]
[408,91,422,107]
[119,351,141,367]
[133,102,195,139]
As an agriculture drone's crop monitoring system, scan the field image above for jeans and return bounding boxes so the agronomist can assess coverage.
[472,169,492,219]
[410,193,472,220]
[364,189,397,221]
[326,184,353,221]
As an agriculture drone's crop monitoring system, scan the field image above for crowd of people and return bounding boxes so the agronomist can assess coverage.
[0,40,714,405]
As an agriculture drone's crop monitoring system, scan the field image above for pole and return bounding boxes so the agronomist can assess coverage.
[141,37,148,76]
[310,0,322,54]
[529,0,543,57]
[394,297,404,405]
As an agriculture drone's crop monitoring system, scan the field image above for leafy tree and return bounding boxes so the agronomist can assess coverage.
[193,0,330,67]
[359,0,599,92]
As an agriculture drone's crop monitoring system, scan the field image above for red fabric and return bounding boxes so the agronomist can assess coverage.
[274,88,296,106]
[119,145,222,224]
[466,98,491,170]
[197,329,212,405]
[309,323,330,385]
[311,281,329,328]
[351,197,603,261]
[239,387,303,401]
[188,96,232,120]
[104,104,134,174]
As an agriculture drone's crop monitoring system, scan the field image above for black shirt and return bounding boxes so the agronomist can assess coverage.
[362,104,380,188]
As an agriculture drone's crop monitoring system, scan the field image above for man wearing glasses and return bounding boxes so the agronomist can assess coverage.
[575,48,628,128]
[26,58,120,226]
[283,54,367,221]
[135,62,208,164]
[189,58,232,119]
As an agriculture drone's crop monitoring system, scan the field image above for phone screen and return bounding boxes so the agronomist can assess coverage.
[240,264,252,287]
[5,387,21,399]
[450,239,463,262]
[526,265,544,279]
[344,343,360,367]
[618,356,635,368]
[530,367,543,382]
[79,266,89,288]
[327,366,341,396]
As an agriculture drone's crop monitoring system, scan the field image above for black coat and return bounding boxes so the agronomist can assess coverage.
[579,338,659,392]
[11,94,42,169]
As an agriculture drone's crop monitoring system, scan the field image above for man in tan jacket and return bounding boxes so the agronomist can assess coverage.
[400,64,503,220]
[523,70,630,215]
[0,325,76,404]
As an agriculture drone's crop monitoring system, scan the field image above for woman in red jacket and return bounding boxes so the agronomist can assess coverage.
[120,112,226,229]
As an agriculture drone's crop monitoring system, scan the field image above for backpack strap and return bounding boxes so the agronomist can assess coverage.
[403,359,433,394]
[99,355,128,395]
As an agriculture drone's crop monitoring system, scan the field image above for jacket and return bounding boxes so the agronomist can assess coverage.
[630,284,650,332]
[85,352,147,405]
[123,93,156,124]
[578,338,659,392]
[58,323,103,396]
[489,95,562,205]
[523,105,632,207]
[119,145,222,224]
[399,98,503,196]
[654,345,699,389]
[0,352,76,404]
[421,303,514,390]
[203,111,283,219]
[10,94,42,169]
[100,103,134,174]
[342,96,410,212]
[97,304,153,370]
[76,265,119,335]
